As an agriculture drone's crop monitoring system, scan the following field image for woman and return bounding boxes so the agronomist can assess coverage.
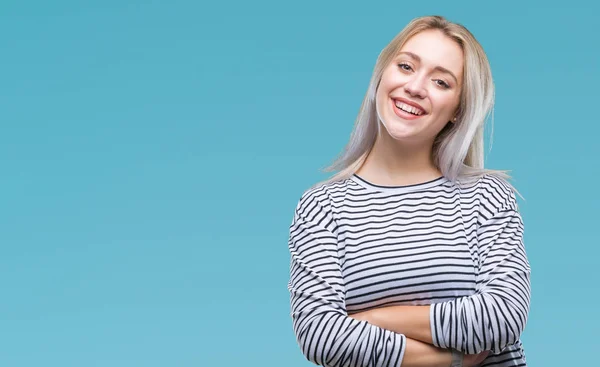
[287,15,531,367]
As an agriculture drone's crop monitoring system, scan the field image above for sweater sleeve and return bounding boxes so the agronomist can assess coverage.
[430,184,531,355]
[287,193,407,367]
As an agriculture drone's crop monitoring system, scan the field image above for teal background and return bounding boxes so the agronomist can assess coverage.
[1,0,598,366]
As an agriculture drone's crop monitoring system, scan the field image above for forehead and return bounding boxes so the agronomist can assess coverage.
[397,30,464,77]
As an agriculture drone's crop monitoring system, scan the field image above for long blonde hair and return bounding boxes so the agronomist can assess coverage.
[314,15,518,193]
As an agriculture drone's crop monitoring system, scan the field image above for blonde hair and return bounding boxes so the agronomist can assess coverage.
[314,15,518,194]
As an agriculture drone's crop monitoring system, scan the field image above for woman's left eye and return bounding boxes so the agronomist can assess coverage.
[435,80,450,89]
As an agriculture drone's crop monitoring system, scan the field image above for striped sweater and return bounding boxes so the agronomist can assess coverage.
[287,173,531,367]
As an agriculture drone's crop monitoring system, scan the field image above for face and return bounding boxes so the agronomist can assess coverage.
[375,29,464,146]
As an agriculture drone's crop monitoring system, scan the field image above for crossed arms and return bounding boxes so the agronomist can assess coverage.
[288,190,531,367]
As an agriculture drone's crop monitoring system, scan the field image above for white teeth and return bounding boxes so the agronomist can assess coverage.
[394,100,424,116]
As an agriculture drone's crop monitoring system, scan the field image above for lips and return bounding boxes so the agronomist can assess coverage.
[392,97,427,115]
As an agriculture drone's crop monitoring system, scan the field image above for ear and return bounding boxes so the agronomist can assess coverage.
[451,104,461,123]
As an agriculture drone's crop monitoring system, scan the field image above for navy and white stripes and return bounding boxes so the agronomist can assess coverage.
[288,195,406,367]
[288,174,531,367]
[431,194,530,355]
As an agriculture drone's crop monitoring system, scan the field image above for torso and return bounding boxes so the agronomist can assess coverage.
[303,173,528,366]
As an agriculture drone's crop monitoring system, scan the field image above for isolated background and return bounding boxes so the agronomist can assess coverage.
[1,0,598,366]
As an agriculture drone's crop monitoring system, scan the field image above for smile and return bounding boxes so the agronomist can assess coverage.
[394,100,425,116]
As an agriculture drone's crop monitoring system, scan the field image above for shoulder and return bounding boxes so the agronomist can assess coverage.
[475,173,519,222]
[293,176,352,219]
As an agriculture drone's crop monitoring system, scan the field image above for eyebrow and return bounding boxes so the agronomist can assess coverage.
[397,51,459,84]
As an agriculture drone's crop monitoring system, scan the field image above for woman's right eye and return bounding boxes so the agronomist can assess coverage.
[398,63,413,71]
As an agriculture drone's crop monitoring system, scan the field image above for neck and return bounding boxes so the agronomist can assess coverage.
[356,124,442,186]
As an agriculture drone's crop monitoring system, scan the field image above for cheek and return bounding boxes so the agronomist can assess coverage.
[432,93,460,115]
[379,68,408,89]
[375,78,393,105]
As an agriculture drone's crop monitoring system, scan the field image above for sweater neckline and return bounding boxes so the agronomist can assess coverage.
[350,173,449,194]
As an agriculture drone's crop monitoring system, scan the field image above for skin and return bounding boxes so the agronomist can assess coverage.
[352,29,490,366]
[351,309,489,366]
[356,28,463,186]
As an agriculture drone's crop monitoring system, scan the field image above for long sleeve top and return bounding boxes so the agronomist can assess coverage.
[287,173,531,367]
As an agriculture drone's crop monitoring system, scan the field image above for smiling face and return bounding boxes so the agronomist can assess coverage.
[375,29,464,146]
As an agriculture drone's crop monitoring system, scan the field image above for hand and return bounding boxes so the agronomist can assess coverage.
[463,350,489,367]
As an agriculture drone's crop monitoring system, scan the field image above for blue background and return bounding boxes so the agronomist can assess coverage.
[1,0,598,366]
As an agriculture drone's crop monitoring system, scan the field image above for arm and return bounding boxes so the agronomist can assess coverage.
[348,188,531,355]
[349,305,434,345]
[288,194,453,367]
[349,307,489,365]
[404,339,489,367]
[430,191,531,354]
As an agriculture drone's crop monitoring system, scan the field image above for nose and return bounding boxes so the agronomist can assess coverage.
[404,74,427,99]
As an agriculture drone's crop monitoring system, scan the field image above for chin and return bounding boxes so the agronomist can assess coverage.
[382,116,421,137]
[383,124,420,142]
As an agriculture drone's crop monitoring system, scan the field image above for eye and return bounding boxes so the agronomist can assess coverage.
[435,79,451,89]
[397,63,413,72]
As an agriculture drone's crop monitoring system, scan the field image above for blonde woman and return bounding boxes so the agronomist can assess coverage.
[287,15,531,367]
